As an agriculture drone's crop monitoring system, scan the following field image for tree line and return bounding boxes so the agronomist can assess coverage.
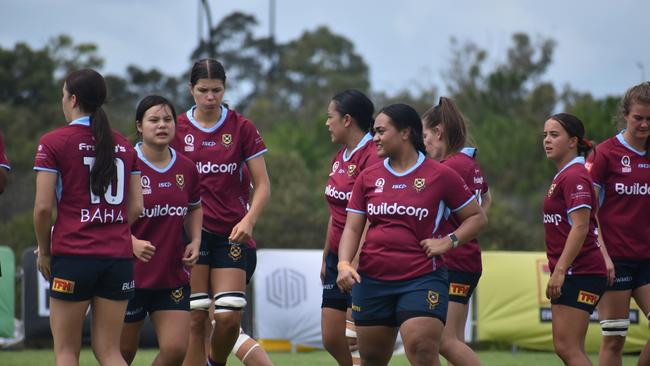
[0,12,622,263]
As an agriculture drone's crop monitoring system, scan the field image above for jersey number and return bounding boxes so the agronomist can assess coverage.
[83,157,125,205]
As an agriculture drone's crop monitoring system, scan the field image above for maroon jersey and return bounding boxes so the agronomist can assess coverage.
[131,144,201,289]
[440,148,489,273]
[586,133,650,260]
[0,131,9,171]
[543,157,605,275]
[33,117,139,258]
[171,106,267,236]
[241,167,256,249]
[347,153,474,281]
[325,133,381,255]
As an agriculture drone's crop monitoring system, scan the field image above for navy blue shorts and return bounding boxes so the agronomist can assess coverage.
[124,285,190,323]
[196,230,247,271]
[551,274,607,313]
[321,252,352,311]
[245,247,257,285]
[352,269,449,327]
[49,256,134,301]
[447,270,481,304]
[608,259,650,291]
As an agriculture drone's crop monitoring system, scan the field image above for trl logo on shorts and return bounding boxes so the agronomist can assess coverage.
[51,277,75,294]
[577,290,599,305]
[449,283,471,297]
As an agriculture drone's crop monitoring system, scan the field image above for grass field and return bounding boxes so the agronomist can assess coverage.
[0,348,641,365]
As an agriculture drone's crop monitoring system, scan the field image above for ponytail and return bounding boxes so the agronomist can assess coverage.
[549,113,592,157]
[90,107,116,196]
[422,96,468,153]
[64,69,116,196]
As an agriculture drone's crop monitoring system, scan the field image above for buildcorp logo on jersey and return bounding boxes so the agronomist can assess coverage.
[196,161,238,175]
[325,185,351,201]
[367,202,429,220]
[615,183,650,195]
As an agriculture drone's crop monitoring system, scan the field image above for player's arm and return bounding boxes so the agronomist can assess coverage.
[33,171,57,280]
[420,199,487,257]
[0,167,7,195]
[182,203,203,266]
[547,208,590,299]
[481,190,492,212]
[336,212,366,292]
[230,155,270,243]
[127,173,144,224]
[593,185,615,285]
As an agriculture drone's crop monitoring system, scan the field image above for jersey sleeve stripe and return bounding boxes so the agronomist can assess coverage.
[346,208,366,215]
[451,196,475,212]
[567,204,591,214]
[130,170,141,174]
[189,199,201,206]
[245,149,268,161]
[33,167,59,173]
[0,164,10,170]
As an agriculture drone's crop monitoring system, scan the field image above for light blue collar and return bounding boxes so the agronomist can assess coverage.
[554,156,585,180]
[135,142,177,173]
[343,133,373,162]
[383,151,426,177]
[186,105,228,133]
[69,116,91,126]
[616,131,646,156]
[460,147,477,158]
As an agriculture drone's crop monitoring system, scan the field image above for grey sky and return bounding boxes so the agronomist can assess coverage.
[2,0,648,104]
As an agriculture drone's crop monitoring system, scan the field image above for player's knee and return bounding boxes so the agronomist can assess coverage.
[214,291,247,313]
[120,348,137,365]
[159,342,187,365]
[600,319,629,338]
[190,292,212,311]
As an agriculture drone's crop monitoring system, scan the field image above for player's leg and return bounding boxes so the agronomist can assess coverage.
[322,307,352,365]
[552,304,591,366]
[400,317,444,366]
[356,325,398,366]
[151,310,191,366]
[50,297,90,366]
[598,261,634,366]
[208,267,247,365]
[632,265,650,366]
[120,289,147,365]
[184,234,212,366]
[90,296,129,366]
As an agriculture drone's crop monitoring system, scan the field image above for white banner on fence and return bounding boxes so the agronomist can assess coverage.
[253,249,323,348]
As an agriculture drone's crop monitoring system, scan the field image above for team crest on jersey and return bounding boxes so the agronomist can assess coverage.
[184,134,195,152]
[413,178,426,192]
[621,155,631,173]
[176,174,185,189]
[228,242,242,261]
[330,161,340,177]
[374,178,385,193]
[347,164,357,177]
[547,183,557,197]
[427,290,439,309]
[222,134,233,147]
[170,287,184,303]
[141,175,152,195]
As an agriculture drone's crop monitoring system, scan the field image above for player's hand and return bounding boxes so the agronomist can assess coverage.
[419,237,452,258]
[320,259,327,285]
[603,253,615,286]
[132,237,156,262]
[546,270,565,300]
[336,261,361,293]
[37,251,51,281]
[182,240,200,267]
[229,217,253,244]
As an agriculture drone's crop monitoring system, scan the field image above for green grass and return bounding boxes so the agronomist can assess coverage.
[0,349,641,365]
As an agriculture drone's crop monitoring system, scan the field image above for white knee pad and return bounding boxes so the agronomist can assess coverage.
[232,328,259,362]
[600,319,630,337]
[345,320,357,338]
[190,292,212,311]
[214,291,247,313]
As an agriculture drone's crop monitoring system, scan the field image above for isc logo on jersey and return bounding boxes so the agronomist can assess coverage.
[140,204,189,218]
[325,185,352,201]
[196,161,238,175]
[367,202,429,221]
[614,183,650,196]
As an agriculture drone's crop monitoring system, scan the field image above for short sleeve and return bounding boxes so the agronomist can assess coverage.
[563,173,593,213]
[34,134,59,173]
[241,119,267,161]
[189,165,202,206]
[346,172,367,215]
[0,132,9,170]
[586,147,607,188]
[441,167,474,212]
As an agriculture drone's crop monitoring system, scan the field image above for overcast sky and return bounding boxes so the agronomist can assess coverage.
[2,0,648,104]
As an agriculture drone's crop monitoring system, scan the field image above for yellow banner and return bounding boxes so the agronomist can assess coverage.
[476,251,649,352]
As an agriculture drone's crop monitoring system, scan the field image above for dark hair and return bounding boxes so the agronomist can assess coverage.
[331,89,375,132]
[422,96,468,154]
[64,69,115,197]
[549,113,592,156]
[190,58,226,87]
[135,95,178,140]
[378,103,426,154]
[619,81,650,156]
